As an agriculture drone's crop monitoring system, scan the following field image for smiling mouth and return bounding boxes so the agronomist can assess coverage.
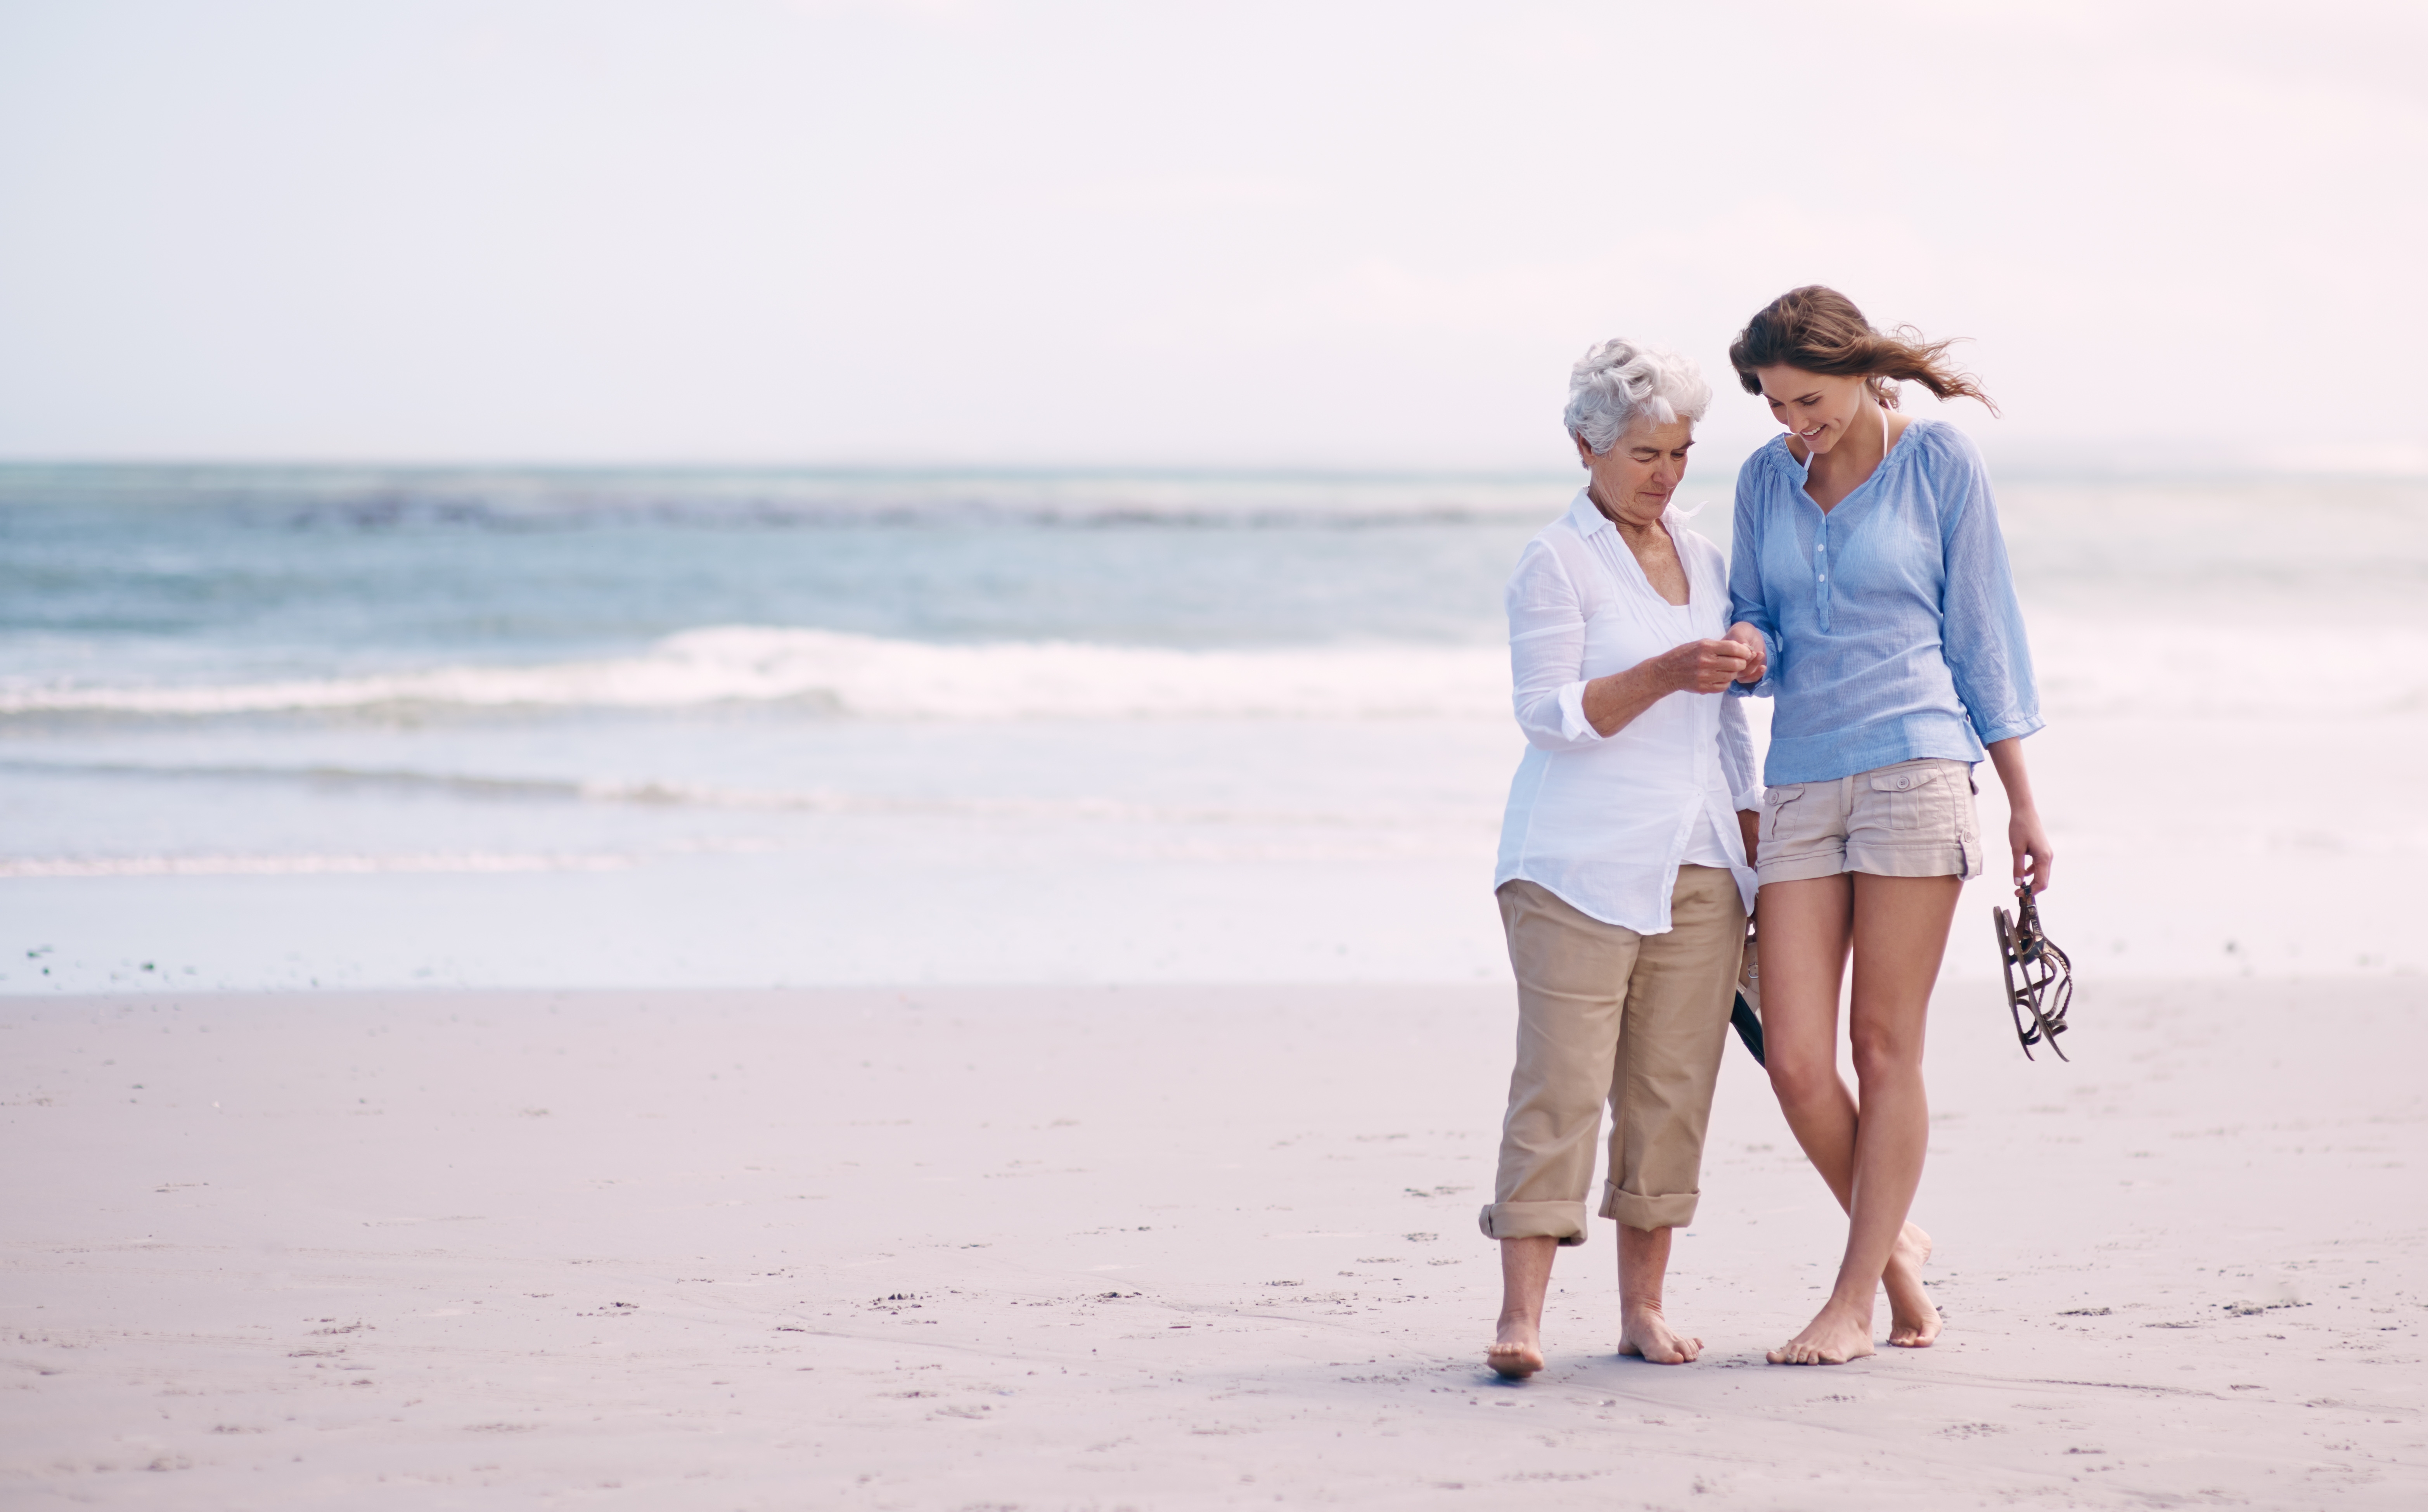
[1798,425,1826,438]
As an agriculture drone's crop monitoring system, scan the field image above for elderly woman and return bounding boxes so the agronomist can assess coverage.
[1482,339,1760,1377]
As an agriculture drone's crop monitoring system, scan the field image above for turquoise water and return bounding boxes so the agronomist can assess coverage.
[0,467,1558,682]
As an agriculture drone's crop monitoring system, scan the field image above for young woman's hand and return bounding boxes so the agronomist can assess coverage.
[1984,738,2052,892]
[2009,806,2055,893]
[1722,623,1769,683]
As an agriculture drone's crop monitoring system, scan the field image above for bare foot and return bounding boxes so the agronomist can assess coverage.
[1488,1319,1544,1379]
[1884,1221,1941,1348]
[1617,1301,1701,1364]
[1766,1303,1876,1365]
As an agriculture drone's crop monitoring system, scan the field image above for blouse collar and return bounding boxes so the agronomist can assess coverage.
[1775,415,1923,484]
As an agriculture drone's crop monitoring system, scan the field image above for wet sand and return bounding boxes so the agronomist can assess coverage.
[2,979,2422,1508]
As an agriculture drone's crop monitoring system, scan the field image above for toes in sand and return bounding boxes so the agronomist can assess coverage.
[1487,1331,1544,1379]
[1885,1222,1942,1348]
[1886,1310,1942,1349]
[1617,1304,1702,1365]
[1764,1306,1876,1366]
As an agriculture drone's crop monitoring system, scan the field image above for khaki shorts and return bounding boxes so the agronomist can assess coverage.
[1757,757,1985,885]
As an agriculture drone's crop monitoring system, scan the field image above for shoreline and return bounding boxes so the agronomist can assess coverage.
[4,980,2422,1507]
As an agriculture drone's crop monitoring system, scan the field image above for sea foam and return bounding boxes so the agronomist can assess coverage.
[10,616,2425,723]
[0,627,1511,721]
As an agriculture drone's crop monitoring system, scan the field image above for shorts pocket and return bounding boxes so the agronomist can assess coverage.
[1760,784,1805,844]
[1867,764,1948,831]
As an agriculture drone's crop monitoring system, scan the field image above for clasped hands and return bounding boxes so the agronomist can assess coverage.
[1657,623,1770,694]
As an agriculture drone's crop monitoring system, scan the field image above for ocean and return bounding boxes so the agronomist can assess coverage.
[5,460,2424,993]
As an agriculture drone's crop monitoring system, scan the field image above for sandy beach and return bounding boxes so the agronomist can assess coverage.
[7,6,2425,1509]
[4,977,2421,1509]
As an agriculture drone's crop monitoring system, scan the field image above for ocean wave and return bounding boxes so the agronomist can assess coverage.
[2026,617,2428,720]
[12,617,2428,725]
[0,628,1512,721]
[0,465,1572,528]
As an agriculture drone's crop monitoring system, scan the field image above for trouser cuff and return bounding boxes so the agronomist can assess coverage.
[1599,1185,1697,1230]
[1477,1200,1590,1245]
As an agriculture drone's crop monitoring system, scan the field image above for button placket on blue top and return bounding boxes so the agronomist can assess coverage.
[1799,438,1897,634]
[1793,449,1837,632]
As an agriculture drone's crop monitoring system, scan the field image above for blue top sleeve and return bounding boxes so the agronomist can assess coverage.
[1726,462,1779,699]
[1933,429,2044,747]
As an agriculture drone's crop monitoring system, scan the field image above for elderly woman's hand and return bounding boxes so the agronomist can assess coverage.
[1654,638,1754,695]
[1723,622,1768,683]
[1580,638,1753,736]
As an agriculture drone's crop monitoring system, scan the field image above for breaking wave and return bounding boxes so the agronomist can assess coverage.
[0,627,1511,721]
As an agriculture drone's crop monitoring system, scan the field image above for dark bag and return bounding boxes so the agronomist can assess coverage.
[1731,920,1766,1065]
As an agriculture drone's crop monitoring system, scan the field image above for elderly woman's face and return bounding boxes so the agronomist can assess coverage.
[1577,416,1694,527]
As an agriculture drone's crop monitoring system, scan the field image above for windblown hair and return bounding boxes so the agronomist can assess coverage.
[1726,285,1997,415]
[1563,338,1712,455]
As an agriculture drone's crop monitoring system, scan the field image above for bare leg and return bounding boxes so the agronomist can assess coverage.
[1758,874,1940,1348]
[1762,874,1960,1363]
[1615,1224,1701,1363]
[1756,876,1878,1355]
[1489,1235,1555,1377]
[1837,874,1957,1349]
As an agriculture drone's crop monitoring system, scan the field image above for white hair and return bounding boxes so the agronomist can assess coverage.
[1563,338,1712,455]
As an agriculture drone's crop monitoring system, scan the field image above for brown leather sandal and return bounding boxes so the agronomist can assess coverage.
[1993,884,2072,1061]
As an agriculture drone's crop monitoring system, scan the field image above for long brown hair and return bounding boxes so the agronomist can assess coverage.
[1727,285,1997,415]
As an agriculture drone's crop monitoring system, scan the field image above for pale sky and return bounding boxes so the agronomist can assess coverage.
[0,0,2420,472]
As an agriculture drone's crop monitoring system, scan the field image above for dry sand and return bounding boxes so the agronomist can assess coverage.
[2,978,2422,1509]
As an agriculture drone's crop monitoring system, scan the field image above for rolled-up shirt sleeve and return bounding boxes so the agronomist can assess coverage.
[1725,468,1780,699]
[1506,538,1605,752]
[1718,692,1760,811]
[1937,439,2045,746]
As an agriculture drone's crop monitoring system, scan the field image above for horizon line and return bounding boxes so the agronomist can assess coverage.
[3,456,2425,487]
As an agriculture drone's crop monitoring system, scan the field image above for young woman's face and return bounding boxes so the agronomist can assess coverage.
[1575,415,1694,526]
[1753,366,1877,456]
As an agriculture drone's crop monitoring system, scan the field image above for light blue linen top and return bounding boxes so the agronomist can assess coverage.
[1727,416,2043,785]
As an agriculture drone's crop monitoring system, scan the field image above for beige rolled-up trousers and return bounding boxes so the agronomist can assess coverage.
[1479,868,1745,1244]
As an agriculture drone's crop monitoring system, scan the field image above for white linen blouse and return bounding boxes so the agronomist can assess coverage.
[1493,490,1761,933]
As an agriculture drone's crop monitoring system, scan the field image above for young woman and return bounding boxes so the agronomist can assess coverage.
[1720,287,2049,1365]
